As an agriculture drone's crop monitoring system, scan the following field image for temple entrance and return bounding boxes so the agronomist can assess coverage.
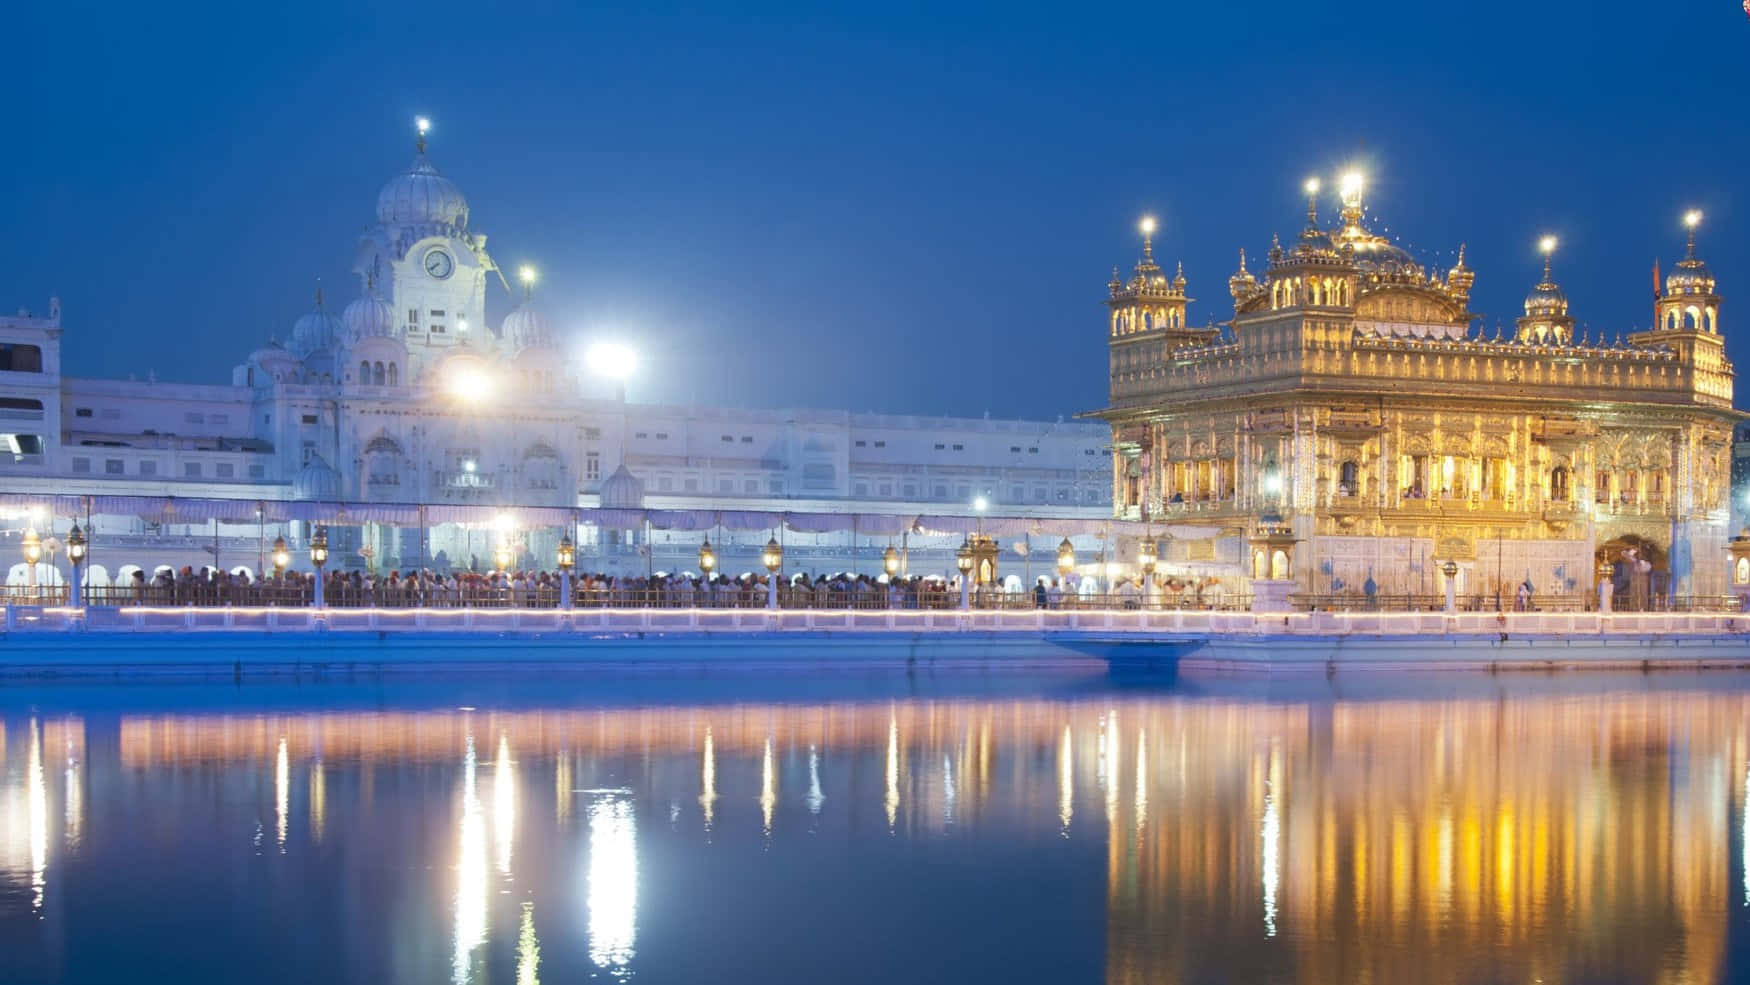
[1596,535,1667,611]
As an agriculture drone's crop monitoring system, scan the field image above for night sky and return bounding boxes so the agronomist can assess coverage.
[5,0,1746,421]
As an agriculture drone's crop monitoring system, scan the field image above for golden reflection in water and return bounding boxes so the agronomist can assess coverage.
[1058,724,1073,836]
[884,713,899,832]
[495,734,516,877]
[1103,710,1120,830]
[759,736,776,838]
[698,729,716,833]
[1133,730,1147,835]
[1103,694,1750,985]
[517,901,540,985]
[586,793,637,974]
[453,735,486,985]
[274,736,288,852]
[555,753,572,829]
[943,753,957,826]
[309,759,325,845]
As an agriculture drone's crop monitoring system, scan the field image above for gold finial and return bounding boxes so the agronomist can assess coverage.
[1455,242,1467,267]
[315,280,324,308]
[1684,209,1702,256]
[1237,248,1248,273]
[1139,216,1156,260]
[518,264,537,301]
[1338,171,1364,227]
[1538,235,1557,282]
[415,116,431,154]
[1303,177,1320,227]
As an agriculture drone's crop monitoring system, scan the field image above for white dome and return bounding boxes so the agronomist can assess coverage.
[376,153,468,228]
[293,456,343,501]
[290,303,342,358]
[248,340,303,385]
[502,301,554,352]
[598,464,645,509]
[343,290,396,343]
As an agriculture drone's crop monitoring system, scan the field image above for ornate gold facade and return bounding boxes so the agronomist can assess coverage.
[1095,180,1742,600]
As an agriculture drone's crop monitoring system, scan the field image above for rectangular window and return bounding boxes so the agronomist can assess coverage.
[658,476,673,491]
[721,435,733,443]
[934,443,945,451]
[138,460,156,476]
[105,459,123,474]
[586,451,601,480]
[874,441,885,448]
[903,484,917,497]
[430,323,445,334]
[216,463,235,478]
[719,478,733,492]
[769,479,784,494]
[684,477,698,492]
[183,462,201,478]
[1028,447,1038,454]
[855,440,866,448]
[634,431,648,439]
[430,309,445,317]
[184,412,205,425]
[408,309,420,326]
[210,413,228,426]
[100,408,122,421]
[75,407,92,418]
[952,444,963,451]
[740,436,752,444]
[933,484,947,498]
[248,464,265,479]
[655,432,668,440]
[744,480,758,493]
[72,457,90,473]
[301,414,317,425]
[0,343,44,373]
[878,483,892,496]
[855,483,869,496]
[584,427,603,440]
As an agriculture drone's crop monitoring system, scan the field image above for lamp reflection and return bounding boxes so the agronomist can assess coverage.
[453,735,486,985]
[310,759,326,845]
[699,729,716,833]
[586,792,637,974]
[274,736,289,852]
[28,720,46,912]
[1261,744,1280,938]
[806,745,825,815]
[760,736,776,838]
[517,901,540,985]
[885,713,900,832]
[1059,723,1073,836]
[495,734,515,877]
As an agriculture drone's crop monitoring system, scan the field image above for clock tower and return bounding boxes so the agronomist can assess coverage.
[353,119,502,382]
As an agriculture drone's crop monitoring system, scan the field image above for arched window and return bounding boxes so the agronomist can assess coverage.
[358,360,370,384]
[1338,460,1359,496]
[1550,466,1570,501]
[373,361,386,386]
[386,363,398,386]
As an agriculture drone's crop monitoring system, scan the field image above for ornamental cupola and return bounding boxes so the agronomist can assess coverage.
[1656,210,1720,334]
[1515,236,1574,345]
[1445,243,1475,306]
[1228,248,1259,304]
[1106,217,1195,339]
[376,118,469,230]
[289,285,343,359]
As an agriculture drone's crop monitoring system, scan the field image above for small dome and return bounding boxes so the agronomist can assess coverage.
[290,300,342,358]
[1666,258,1714,294]
[293,455,343,501]
[502,301,554,352]
[598,464,645,509]
[248,340,303,384]
[1524,281,1567,316]
[343,289,396,343]
[376,153,468,228]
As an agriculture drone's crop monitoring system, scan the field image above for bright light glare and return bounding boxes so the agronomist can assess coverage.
[1139,215,1156,237]
[457,317,469,334]
[1539,235,1557,255]
[1303,177,1320,196]
[449,366,494,403]
[586,342,638,381]
[973,495,989,513]
[1264,474,1284,494]
[518,265,537,285]
[416,116,431,135]
[494,512,516,533]
[1685,209,1703,229]
[1339,171,1364,205]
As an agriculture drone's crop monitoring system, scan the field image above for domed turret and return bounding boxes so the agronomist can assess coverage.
[1516,236,1573,345]
[598,464,645,509]
[502,269,554,352]
[342,277,396,344]
[375,120,468,228]
[1446,243,1475,305]
[290,287,343,358]
[1666,211,1715,296]
[293,455,343,501]
[1228,249,1258,306]
[247,339,303,386]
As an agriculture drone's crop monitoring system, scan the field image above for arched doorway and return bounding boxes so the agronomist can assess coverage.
[1596,535,1667,610]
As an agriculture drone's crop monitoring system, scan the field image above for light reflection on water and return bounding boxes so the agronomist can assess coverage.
[0,681,1746,984]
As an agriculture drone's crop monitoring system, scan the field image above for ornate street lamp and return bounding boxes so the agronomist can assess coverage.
[65,523,86,607]
[309,526,330,610]
[1138,537,1157,576]
[1439,559,1459,614]
[955,538,975,610]
[882,545,900,578]
[272,535,290,576]
[21,526,40,595]
[1056,538,1075,578]
[556,534,575,610]
[493,539,513,573]
[698,538,717,577]
[762,537,783,609]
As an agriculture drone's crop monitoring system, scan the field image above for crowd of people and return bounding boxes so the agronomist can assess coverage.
[47,564,1227,611]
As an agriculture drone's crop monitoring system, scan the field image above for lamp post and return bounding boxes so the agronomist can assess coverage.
[956,538,974,610]
[309,526,329,610]
[493,538,512,573]
[1056,538,1075,581]
[698,538,717,580]
[1138,535,1157,595]
[21,526,40,597]
[762,537,783,609]
[272,535,290,582]
[1440,559,1458,614]
[557,534,575,610]
[65,524,86,607]
[1597,558,1614,614]
[882,545,900,579]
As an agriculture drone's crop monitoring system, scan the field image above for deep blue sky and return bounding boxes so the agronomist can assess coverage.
[6,1,1747,420]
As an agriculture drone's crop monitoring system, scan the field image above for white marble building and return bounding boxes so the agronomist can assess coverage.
[0,125,1109,579]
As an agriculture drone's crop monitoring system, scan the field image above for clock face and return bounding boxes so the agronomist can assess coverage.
[424,249,454,279]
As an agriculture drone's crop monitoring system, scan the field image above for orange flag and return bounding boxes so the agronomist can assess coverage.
[1652,259,1661,300]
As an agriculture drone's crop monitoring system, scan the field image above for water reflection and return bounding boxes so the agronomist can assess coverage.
[3,686,1747,984]
[586,792,637,974]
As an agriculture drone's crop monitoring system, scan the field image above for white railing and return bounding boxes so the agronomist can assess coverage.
[3,605,1748,638]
